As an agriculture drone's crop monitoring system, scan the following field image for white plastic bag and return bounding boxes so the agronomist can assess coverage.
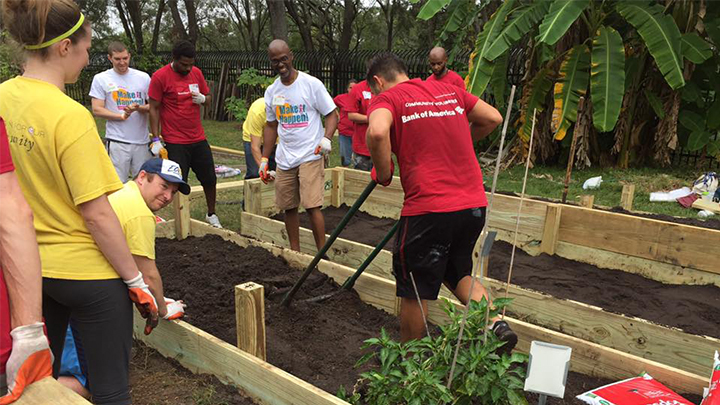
[582,176,603,190]
[649,187,693,202]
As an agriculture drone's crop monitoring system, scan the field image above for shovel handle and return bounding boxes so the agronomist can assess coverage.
[281,180,377,306]
[341,221,399,291]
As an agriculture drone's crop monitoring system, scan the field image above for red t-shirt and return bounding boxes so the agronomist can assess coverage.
[0,119,14,374]
[368,79,488,216]
[148,64,210,144]
[347,80,373,156]
[426,69,466,90]
[333,93,355,136]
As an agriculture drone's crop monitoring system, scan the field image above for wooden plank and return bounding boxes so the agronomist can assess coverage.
[559,205,720,275]
[233,216,716,388]
[235,282,266,361]
[190,180,244,197]
[540,204,562,255]
[483,278,720,378]
[174,193,190,240]
[230,226,705,394]
[579,195,594,208]
[133,313,348,405]
[621,184,635,211]
[244,180,263,215]
[331,168,344,207]
[692,198,720,214]
[210,145,245,158]
[14,377,91,405]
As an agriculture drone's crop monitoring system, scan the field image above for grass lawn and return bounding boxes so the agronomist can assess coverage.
[93,116,718,229]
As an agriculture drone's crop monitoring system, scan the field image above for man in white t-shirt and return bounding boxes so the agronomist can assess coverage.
[90,41,152,181]
[260,39,339,252]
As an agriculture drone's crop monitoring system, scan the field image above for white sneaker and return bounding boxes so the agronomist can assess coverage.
[205,213,223,228]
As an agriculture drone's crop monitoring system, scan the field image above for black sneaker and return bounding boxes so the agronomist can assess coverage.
[492,321,518,354]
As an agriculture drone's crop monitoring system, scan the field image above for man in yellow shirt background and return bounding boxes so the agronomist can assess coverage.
[58,157,188,398]
[243,97,276,179]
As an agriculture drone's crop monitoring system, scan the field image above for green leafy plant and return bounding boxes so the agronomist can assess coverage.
[0,33,22,82]
[342,297,527,405]
[225,68,275,122]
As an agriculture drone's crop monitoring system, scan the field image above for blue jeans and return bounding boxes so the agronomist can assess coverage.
[339,135,353,167]
[244,141,276,179]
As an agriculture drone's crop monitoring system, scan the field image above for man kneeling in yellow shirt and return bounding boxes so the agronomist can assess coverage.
[58,157,190,398]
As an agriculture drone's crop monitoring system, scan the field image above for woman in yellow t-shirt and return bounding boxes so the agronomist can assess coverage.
[0,1,157,403]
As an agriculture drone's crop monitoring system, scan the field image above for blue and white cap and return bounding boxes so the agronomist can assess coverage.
[139,158,191,195]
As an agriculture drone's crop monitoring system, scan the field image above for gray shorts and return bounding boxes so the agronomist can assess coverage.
[105,139,152,181]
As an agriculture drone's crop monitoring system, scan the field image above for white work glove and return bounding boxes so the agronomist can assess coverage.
[150,138,164,156]
[191,92,206,105]
[259,158,272,184]
[0,323,53,404]
[314,137,332,156]
[164,297,186,320]
[124,272,159,335]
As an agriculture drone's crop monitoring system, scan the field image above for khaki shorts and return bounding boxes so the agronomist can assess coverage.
[275,158,325,211]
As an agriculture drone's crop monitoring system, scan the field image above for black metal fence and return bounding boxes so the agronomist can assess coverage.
[67,49,526,107]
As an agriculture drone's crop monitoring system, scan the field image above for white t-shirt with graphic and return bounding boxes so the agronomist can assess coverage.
[264,71,336,170]
[90,68,151,144]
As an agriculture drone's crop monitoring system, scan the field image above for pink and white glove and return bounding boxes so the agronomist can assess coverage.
[163,298,186,320]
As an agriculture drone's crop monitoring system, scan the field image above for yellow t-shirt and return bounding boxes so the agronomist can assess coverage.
[108,181,156,260]
[0,77,123,280]
[242,98,267,142]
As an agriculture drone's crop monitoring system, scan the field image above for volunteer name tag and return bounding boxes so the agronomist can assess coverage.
[272,95,286,106]
[189,84,200,93]
[362,91,372,100]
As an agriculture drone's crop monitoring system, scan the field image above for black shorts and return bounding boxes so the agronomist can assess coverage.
[165,140,217,186]
[393,207,486,300]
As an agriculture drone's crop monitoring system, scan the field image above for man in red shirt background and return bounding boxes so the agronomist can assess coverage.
[149,40,222,228]
[426,47,466,90]
[365,53,517,351]
[0,119,52,402]
[347,78,374,171]
[333,80,357,167]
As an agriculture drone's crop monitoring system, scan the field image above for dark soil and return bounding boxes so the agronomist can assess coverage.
[157,235,401,396]
[284,205,720,338]
[130,342,257,404]
[156,235,702,404]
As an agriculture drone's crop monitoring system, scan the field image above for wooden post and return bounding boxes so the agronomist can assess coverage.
[174,193,190,240]
[579,195,594,209]
[331,168,345,207]
[621,184,635,211]
[244,180,263,215]
[540,204,563,255]
[235,282,266,360]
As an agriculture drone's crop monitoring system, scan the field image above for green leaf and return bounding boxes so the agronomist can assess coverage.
[519,67,554,141]
[467,0,515,96]
[679,110,705,132]
[616,2,685,89]
[681,32,713,64]
[708,98,720,130]
[490,52,509,112]
[591,25,625,132]
[507,387,530,405]
[418,0,452,20]
[552,44,590,140]
[707,139,720,157]
[486,2,551,61]
[438,0,472,40]
[491,385,503,402]
[704,18,720,47]
[681,80,702,104]
[536,0,590,46]
[686,130,711,151]
[644,89,665,119]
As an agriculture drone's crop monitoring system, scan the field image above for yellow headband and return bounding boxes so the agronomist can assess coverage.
[25,13,85,50]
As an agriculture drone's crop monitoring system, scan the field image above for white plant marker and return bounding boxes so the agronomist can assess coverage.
[524,341,572,405]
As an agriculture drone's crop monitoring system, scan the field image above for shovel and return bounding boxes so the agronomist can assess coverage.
[300,221,399,303]
[281,179,378,306]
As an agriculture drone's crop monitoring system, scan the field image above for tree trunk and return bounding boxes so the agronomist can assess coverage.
[151,0,166,53]
[386,0,395,50]
[183,0,200,44]
[267,0,288,41]
[285,0,314,51]
[115,0,135,46]
[338,0,356,51]
[125,0,144,52]
[167,0,189,41]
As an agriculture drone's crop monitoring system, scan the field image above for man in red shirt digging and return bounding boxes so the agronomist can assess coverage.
[426,46,466,90]
[149,40,222,228]
[365,53,517,351]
